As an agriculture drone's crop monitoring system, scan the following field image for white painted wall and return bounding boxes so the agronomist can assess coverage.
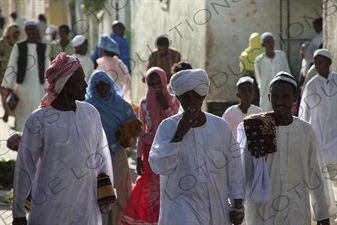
[18,0,46,21]
[66,0,324,107]
[74,0,129,63]
[205,0,322,102]
[282,1,322,76]
[130,0,208,105]
[324,0,337,71]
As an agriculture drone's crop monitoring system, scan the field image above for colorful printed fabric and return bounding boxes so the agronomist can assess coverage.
[117,118,143,148]
[243,112,277,157]
[97,173,116,213]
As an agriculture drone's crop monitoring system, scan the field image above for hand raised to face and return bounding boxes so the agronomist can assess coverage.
[170,106,200,143]
[156,90,169,110]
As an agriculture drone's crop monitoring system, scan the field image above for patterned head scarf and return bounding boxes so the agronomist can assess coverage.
[98,34,120,55]
[144,67,180,142]
[2,23,20,45]
[40,52,82,107]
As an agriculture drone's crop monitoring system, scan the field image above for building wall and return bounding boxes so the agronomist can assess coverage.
[323,0,337,71]
[71,0,129,62]
[12,0,46,21]
[45,0,69,25]
[282,0,322,78]
[4,0,68,27]
[130,0,208,105]
[0,0,11,26]
[205,0,322,102]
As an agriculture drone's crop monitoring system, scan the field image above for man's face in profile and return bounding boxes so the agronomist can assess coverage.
[313,23,322,33]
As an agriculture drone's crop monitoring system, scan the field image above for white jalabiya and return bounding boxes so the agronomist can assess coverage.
[254,50,290,112]
[149,113,245,225]
[312,32,322,48]
[237,118,337,225]
[73,53,94,82]
[13,101,113,224]
[299,73,337,166]
[1,43,50,131]
[222,104,262,138]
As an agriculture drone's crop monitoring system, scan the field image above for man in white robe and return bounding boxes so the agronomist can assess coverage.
[1,20,50,131]
[149,69,245,225]
[72,35,94,82]
[12,53,114,225]
[254,32,290,112]
[312,18,323,48]
[299,49,337,181]
[238,72,336,225]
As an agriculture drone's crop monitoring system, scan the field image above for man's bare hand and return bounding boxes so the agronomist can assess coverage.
[230,210,244,225]
[136,157,144,175]
[7,133,22,151]
[317,218,330,225]
[12,217,27,225]
[171,107,199,142]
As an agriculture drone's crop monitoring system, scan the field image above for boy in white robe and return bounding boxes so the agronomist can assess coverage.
[254,32,290,112]
[12,53,114,225]
[238,72,336,225]
[299,49,337,177]
[72,35,94,82]
[149,69,245,225]
[222,76,262,138]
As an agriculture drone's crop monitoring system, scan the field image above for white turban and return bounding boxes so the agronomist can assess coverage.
[170,69,210,96]
[24,20,37,28]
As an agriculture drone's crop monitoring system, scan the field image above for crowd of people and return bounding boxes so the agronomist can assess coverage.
[0,11,336,225]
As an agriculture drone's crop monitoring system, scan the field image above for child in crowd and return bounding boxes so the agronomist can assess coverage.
[222,76,263,138]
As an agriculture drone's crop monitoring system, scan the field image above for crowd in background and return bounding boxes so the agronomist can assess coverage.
[0,8,336,225]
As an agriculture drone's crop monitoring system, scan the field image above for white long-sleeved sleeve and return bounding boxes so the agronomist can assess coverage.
[254,55,262,89]
[12,114,42,218]
[225,131,246,201]
[148,119,182,176]
[121,63,131,103]
[299,83,320,123]
[95,115,113,184]
[307,127,337,221]
[1,44,18,89]
[237,122,253,186]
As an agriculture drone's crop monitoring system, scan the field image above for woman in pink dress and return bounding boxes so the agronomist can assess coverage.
[122,67,180,224]
[95,34,131,103]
